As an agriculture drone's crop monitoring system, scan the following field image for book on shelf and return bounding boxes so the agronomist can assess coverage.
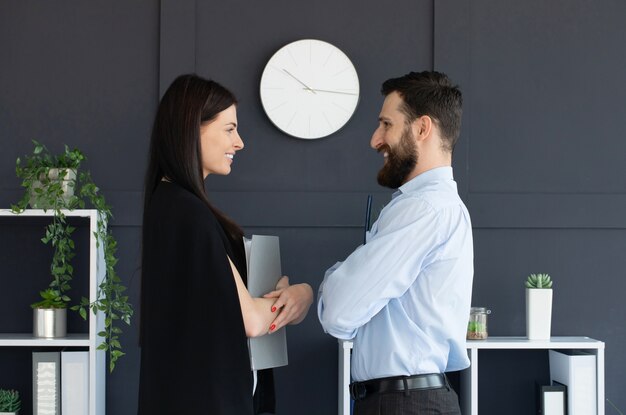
[537,382,566,415]
[243,235,288,370]
[61,350,89,415]
[32,350,89,415]
[33,351,60,415]
[549,349,597,415]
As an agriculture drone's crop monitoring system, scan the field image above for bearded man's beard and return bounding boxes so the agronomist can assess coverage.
[377,126,418,189]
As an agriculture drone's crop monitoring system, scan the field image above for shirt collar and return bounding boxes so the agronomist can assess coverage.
[392,166,454,199]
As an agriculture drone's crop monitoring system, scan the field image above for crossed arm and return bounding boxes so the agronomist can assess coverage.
[229,257,313,338]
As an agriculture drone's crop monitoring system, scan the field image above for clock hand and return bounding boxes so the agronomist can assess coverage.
[302,88,358,96]
[282,69,317,94]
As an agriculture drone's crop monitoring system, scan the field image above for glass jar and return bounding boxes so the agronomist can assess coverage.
[467,307,490,340]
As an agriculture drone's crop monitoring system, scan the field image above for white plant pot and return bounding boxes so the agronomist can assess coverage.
[526,288,552,340]
[0,411,19,414]
[28,168,77,208]
[33,308,67,338]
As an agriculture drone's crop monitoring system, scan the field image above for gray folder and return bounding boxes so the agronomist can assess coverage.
[244,235,288,370]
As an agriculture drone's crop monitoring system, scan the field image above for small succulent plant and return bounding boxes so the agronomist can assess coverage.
[525,273,553,289]
[0,388,21,412]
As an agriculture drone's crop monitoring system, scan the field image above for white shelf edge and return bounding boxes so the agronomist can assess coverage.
[466,336,605,350]
[0,208,97,218]
[341,336,605,351]
[0,333,90,347]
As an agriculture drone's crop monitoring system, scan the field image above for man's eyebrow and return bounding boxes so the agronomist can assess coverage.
[379,116,392,122]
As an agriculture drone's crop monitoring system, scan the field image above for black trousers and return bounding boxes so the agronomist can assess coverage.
[353,386,461,415]
[253,369,276,414]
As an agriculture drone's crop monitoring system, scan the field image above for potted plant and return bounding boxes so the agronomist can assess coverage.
[525,273,553,340]
[12,140,133,371]
[32,288,67,338]
[15,140,83,209]
[13,141,83,339]
[0,388,21,415]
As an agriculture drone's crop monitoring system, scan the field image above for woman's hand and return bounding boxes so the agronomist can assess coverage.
[264,276,313,332]
[274,275,290,291]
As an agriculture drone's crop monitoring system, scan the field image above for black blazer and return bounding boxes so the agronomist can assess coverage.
[138,181,253,414]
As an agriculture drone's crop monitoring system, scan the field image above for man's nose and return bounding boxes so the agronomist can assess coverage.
[370,129,383,150]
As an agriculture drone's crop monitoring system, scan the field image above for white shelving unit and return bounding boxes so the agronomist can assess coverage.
[339,336,605,415]
[0,209,106,415]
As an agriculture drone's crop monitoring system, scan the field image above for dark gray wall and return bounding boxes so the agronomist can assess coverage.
[1,1,625,414]
[436,1,626,413]
[0,2,158,414]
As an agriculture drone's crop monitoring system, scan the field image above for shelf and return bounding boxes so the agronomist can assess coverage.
[0,333,90,347]
[466,336,605,350]
[341,336,604,351]
[0,209,106,414]
[338,336,605,415]
[0,208,97,218]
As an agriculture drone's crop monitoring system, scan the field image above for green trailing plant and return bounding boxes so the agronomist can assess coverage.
[13,141,82,308]
[0,388,21,413]
[525,273,553,289]
[11,140,133,372]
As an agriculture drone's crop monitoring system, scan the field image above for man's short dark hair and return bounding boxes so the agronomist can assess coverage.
[381,71,462,153]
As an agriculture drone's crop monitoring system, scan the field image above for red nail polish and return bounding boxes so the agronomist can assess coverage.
[271,306,276,312]
[270,324,276,331]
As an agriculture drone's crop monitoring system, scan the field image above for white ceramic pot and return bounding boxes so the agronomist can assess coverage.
[29,168,77,208]
[526,288,553,340]
[33,308,67,338]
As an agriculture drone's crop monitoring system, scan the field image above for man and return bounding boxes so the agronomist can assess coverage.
[318,71,473,414]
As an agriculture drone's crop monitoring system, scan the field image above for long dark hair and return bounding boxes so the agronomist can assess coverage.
[143,73,243,241]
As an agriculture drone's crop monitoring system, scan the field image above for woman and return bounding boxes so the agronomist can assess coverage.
[138,74,313,414]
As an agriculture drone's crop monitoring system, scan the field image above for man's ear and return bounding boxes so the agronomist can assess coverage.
[411,115,433,143]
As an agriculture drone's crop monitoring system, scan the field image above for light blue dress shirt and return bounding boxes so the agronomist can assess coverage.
[318,166,474,381]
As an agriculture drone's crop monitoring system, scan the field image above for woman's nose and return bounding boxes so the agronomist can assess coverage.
[235,133,244,150]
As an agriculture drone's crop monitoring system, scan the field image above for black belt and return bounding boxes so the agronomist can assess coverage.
[349,373,448,401]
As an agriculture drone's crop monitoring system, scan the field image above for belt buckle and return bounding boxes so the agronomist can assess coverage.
[349,382,367,401]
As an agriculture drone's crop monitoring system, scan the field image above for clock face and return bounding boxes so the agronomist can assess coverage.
[259,39,360,139]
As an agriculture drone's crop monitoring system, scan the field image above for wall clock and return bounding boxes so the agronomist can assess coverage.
[259,39,360,139]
